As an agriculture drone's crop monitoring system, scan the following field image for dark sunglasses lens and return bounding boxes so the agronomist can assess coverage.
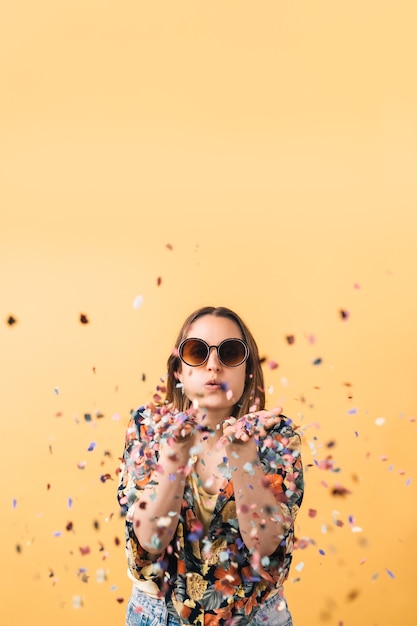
[181,339,208,366]
[219,340,247,366]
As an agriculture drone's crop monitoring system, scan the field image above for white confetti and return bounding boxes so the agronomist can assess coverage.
[375,417,386,426]
[133,294,144,309]
[72,596,83,609]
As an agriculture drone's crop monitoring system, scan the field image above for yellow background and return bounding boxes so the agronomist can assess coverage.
[1,1,416,624]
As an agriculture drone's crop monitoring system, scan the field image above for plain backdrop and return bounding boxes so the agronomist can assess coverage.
[1,2,416,624]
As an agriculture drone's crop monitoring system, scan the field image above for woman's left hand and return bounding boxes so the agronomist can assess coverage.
[221,407,283,444]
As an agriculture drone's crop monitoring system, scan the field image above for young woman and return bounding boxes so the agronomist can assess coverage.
[118,306,304,625]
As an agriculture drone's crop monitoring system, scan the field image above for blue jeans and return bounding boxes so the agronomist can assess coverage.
[126,587,293,626]
[126,588,180,626]
[249,591,293,626]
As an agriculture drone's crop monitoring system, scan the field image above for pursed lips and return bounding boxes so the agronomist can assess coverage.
[204,379,224,391]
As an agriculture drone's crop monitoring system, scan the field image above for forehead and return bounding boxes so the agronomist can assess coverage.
[186,315,243,342]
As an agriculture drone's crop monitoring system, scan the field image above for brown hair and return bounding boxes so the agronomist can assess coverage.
[165,306,265,417]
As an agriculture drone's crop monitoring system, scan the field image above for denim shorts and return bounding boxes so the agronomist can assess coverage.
[250,591,293,626]
[126,588,180,626]
[126,587,292,626]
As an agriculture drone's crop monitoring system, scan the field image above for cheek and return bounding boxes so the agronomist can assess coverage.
[233,370,246,397]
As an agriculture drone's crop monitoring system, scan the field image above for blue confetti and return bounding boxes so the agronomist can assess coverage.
[385,568,395,579]
[87,442,96,452]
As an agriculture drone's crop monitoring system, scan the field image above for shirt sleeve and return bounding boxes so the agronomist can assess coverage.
[117,408,166,582]
[255,416,304,582]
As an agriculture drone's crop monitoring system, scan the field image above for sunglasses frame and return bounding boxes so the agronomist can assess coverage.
[178,337,249,368]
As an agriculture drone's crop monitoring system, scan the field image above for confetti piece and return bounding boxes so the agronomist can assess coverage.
[312,358,322,366]
[375,417,385,426]
[133,295,144,309]
[308,508,317,518]
[268,360,279,370]
[84,413,92,422]
[12,498,17,509]
[243,462,255,475]
[77,461,87,469]
[295,562,304,572]
[72,596,83,609]
[286,335,295,345]
[319,549,325,555]
[79,313,89,324]
[87,442,96,451]
[54,387,59,395]
[339,309,350,320]
[331,485,351,496]
[7,315,18,326]
[157,277,162,286]
[385,568,395,579]
[347,408,358,415]
[79,546,91,555]
[96,569,107,583]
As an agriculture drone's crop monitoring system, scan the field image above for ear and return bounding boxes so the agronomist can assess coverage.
[174,370,183,384]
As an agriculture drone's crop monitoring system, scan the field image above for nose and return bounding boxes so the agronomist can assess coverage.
[206,346,221,370]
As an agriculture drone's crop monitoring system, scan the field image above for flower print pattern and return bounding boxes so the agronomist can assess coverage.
[118,407,304,625]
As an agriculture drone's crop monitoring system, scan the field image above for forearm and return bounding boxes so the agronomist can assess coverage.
[133,442,191,554]
[226,439,288,558]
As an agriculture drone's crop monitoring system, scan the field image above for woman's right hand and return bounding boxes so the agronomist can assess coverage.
[147,403,198,445]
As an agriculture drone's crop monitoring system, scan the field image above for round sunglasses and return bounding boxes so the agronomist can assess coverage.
[178,337,249,368]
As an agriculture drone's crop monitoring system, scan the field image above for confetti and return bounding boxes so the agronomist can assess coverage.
[7,315,17,325]
[374,417,386,426]
[72,596,83,609]
[312,358,322,366]
[133,295,144,309]
[339,309,350,320]
[385,568,395,579]
[79,313,89,324]
[268,360,279,370]
[286,335,295,345]
[87,442,96,452]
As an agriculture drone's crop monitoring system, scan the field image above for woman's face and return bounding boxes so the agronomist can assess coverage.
[177,314,247,422]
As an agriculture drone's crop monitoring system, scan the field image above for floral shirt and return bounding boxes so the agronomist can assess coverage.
[117,407,304,625]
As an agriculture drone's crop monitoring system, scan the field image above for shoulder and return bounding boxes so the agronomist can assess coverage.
[270,415,301,439]
[124,405,150,443]
[259,415,302,455]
